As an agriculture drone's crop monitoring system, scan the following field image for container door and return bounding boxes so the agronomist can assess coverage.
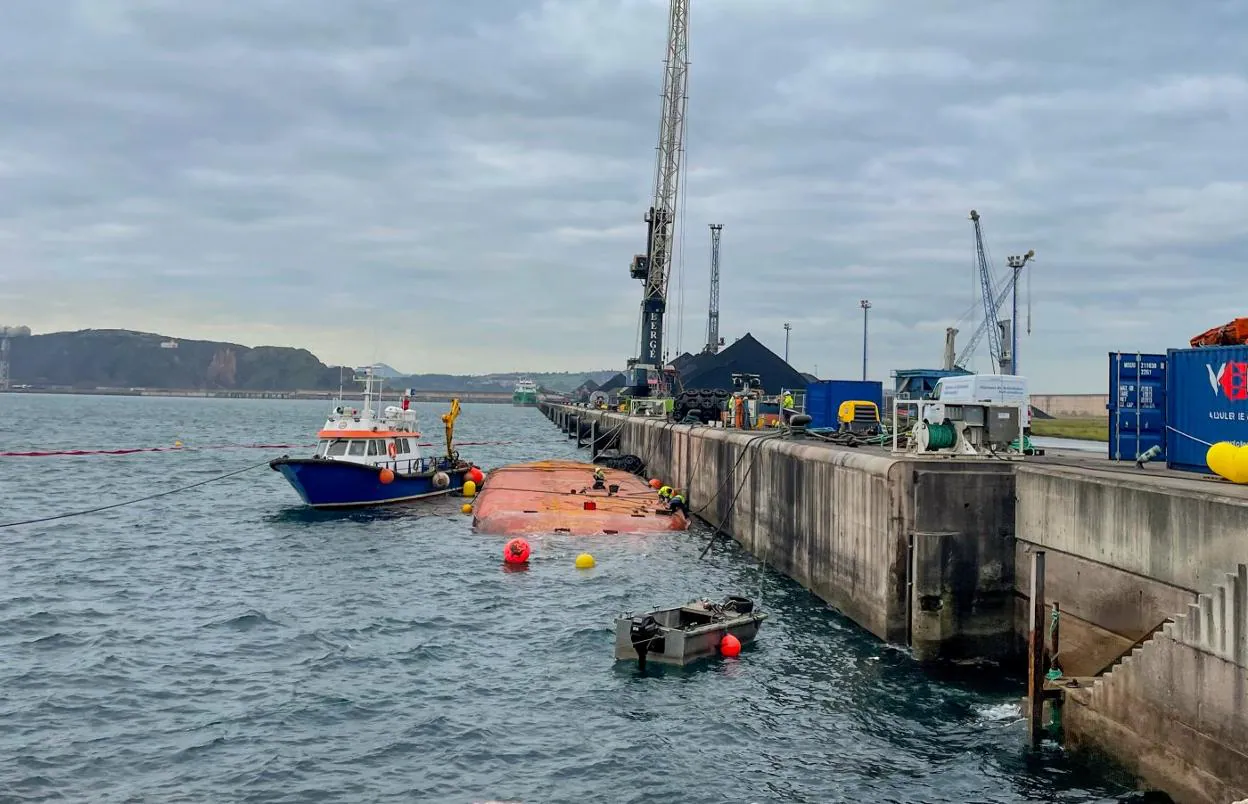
[1107,352,1166,461]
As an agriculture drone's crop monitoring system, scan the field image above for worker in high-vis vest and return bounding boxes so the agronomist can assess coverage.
[667,491,687,516]
[657,485,673,502]
[782,391,795,423]
[592,467,606,490]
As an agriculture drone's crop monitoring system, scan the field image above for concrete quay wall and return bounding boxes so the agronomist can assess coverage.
[546,406,1018,663]
[544,405,1248,803]
[1064,565,1248,804]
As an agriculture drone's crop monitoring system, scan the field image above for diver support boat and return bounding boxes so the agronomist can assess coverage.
[270,366,474,508]
[615,596,767,670]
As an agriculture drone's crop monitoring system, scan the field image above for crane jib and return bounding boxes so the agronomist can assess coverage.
[628,0,689,394]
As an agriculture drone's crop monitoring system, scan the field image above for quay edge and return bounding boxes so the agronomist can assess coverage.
[541,402,1248,804]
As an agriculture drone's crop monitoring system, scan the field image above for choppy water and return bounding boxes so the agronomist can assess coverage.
[1,394,1143,803]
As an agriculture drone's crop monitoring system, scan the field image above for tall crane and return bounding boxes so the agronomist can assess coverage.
[626,0,690,397]
[704,223,723,354]
[954,211,1034,373]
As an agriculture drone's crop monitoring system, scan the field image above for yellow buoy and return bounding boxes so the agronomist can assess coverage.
[463,480,477,498]
[575,552,595,569]
[174,440,183,448]
[461,503,472,514]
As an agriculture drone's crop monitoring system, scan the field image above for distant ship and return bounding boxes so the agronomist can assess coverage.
[513,378,538,407]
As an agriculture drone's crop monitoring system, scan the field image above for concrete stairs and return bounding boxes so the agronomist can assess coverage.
[1066,564,1248,803]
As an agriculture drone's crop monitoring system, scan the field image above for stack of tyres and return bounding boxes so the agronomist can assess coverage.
[673,389,730,424]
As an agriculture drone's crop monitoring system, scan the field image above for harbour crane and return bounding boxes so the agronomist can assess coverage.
[626,0,690,397]
[953,211,1033,374]
[704,223,723,355]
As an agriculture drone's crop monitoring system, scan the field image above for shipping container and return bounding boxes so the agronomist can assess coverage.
[1107,352,1167,462]
[803,380,884,430]
[1166,345,1248,473]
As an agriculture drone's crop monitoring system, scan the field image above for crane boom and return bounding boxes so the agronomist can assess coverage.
[705,223,722,354]
[627,0,689,395]
[969,210,1004,373]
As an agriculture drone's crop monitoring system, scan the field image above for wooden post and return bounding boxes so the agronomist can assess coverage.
[1028,550,1047,747]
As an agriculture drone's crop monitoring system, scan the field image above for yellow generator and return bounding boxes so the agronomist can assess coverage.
[837,400,882,434]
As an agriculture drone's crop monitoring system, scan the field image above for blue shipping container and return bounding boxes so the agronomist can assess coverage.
[803,380,884,430]
[1107,352,1167,462]
[1166,345,1248,473]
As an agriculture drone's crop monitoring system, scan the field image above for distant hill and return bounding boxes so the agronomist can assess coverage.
[10,329,344,391]
[8,329,619,393]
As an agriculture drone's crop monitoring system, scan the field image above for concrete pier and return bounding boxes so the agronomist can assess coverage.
[541,403,1248,803]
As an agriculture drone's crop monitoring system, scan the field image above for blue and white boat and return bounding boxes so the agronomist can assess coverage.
[270,367,475,509]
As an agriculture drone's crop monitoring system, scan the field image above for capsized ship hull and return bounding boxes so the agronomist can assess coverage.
[471,460,688,535]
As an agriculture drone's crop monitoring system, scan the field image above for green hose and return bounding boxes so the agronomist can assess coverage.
[923,422,957,450]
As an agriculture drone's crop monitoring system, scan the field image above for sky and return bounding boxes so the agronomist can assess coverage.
[1,1,1245,392]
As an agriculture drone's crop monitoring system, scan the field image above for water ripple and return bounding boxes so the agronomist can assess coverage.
[0,396,1142,803]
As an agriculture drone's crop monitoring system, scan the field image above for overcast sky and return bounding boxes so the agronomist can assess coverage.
[1,1,1244,391]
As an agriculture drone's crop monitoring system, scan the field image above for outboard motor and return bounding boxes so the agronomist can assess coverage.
[629,615,662,671]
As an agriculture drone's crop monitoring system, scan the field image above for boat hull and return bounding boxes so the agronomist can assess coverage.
[613,609,767,667]
[471,459,689,536]
[269,457,468,509]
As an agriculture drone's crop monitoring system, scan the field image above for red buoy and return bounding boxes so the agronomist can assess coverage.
[720,633,742,657]
[468,466,485,486]
[379,468,395,485]
[503,537,531,564]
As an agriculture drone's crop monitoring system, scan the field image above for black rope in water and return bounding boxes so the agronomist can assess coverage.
[0,459,273,529]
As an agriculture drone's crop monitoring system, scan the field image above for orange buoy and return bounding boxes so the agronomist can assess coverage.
[649,478,662,489]
[720,633,742,657]
[468,466,485,486]
[379,468,395,485]
[504,537,531,564]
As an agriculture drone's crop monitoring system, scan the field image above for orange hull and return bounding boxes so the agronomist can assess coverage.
[472,460,689,536]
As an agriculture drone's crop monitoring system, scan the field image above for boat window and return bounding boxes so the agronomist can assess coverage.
[399,438,409,454]
[347,441,366,456]
[366,440,380,456]
[316,439,330,456]
[326,440,349,457]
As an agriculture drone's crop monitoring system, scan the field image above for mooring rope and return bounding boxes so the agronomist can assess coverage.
[0,459,273,529]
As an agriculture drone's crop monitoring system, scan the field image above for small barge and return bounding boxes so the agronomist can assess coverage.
[615,596,767,669]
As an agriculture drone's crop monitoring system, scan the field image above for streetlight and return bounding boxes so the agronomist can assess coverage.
[859,300,871,381]
[1005,250,1035,375]
[783,322,792,364]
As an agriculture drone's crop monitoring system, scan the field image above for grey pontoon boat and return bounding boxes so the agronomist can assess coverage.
[614,595,767,670]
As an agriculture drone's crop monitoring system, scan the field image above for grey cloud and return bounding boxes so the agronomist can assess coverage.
[1,0,1244,388]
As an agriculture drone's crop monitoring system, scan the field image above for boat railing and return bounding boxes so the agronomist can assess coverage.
[374,456,455,476]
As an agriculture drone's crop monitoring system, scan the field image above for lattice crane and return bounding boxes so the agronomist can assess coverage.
[954,211,1032,373]
[626,0,690,396]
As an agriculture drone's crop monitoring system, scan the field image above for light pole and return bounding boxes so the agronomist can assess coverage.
[859,300,871,380]
[783,322,792,364]
[1005,250,1035,376]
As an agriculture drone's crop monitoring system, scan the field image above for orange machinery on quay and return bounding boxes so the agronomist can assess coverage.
[471,460,689,536]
